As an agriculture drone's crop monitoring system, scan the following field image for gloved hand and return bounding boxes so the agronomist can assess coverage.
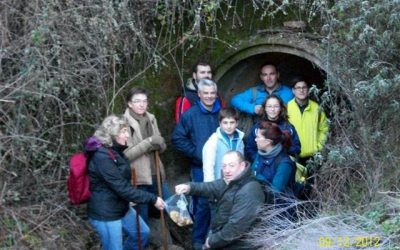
[149,135,164,146]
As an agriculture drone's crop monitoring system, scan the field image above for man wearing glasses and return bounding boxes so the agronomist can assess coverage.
[230,63,294,116]
[287,76,329,166]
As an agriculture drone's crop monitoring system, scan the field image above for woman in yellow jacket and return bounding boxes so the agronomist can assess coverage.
[287,76,329,166]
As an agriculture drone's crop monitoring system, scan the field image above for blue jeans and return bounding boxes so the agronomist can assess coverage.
[89,207,150,250]
[191,166,210,246]
[137,176,171,223]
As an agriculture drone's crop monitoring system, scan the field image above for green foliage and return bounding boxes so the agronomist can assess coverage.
[317,0,400,206]
[382,215,400,235]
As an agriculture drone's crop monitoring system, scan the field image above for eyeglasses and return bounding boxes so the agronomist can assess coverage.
[294,86,308,91]
[131,99,148,104]
[260,73,276,77]
[266,105,280,110]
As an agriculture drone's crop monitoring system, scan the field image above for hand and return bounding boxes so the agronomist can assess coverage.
[154,197,165,210]
[149,135,164,146]
[175,184,190,194]
[254,105,263,115]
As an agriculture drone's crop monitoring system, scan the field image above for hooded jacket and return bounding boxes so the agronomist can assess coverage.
[202,127,245,182]
[87,141,157,221]
[172,100,221,167]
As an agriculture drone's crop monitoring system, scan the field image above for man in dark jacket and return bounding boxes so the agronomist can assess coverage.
[175,151,265,250]
[172,78,221,249]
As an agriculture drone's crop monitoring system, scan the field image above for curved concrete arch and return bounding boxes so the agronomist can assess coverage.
[213,32,328,102]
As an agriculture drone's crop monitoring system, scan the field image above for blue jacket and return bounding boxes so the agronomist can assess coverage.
[172,100,221,167]
[252,150,295,193]
[245,120,301,162]
[231,84,294,114]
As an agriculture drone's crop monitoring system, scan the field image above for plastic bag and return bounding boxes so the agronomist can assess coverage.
[165,194,193,227]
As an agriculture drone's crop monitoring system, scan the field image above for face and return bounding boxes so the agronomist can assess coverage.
[115,127,129,146]
[220,117,238,136]
[264,98,281,121]
[255,129,271,150]
[198,85,217,110]
[222,153,246,183]
[128,93,148,116]
[193,65,212,82]
[260,65,279,90]
[292,81,309,102]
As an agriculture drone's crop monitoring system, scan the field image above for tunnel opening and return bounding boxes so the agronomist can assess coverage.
[215,52,327,104]
[213,32,328,104]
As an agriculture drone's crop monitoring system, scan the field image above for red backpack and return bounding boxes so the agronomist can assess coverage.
[67,150,115,204]
[67,152,91,204]
[174,96,192,124]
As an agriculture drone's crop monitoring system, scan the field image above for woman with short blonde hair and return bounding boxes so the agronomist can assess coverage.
[87,114,165,250]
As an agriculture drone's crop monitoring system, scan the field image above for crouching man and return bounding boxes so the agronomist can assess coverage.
[175,151,265,250]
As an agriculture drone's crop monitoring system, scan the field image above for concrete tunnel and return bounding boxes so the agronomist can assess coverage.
[213,31,327,103]
[167,32,329,192]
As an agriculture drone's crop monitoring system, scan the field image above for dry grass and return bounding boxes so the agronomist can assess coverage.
[247,199,394,250]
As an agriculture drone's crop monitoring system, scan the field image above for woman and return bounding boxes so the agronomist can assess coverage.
[123,87,170,223]
[245,95,301,162]
[87,115,165,250]
[252,121,295,196]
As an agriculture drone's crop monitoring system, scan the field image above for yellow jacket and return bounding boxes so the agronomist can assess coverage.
[287,99,328,158]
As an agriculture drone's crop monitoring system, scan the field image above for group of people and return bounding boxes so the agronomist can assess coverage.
[83,61,328,250]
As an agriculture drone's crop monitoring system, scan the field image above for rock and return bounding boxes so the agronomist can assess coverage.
[283,21,306,30]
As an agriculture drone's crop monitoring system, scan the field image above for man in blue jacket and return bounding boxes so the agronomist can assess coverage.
[172,79,221,250]
[230,63,294,115]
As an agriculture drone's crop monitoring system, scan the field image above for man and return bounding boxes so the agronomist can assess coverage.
[287,76,329,166]
[172,79,221,249]
[174,61,223,123]
[175,151,265,250]
[230,63,294,116]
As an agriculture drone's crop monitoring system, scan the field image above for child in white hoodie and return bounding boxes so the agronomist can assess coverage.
[202,107,245,182]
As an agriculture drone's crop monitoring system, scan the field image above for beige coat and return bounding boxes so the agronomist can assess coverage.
[123,109,166,185]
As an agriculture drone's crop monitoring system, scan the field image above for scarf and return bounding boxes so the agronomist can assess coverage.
[258,143,282,158]
[129,109,156,175]
[129,110,153,139]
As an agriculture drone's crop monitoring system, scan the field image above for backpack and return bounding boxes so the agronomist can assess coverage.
[67,150,116,204]
[174,96,192,124]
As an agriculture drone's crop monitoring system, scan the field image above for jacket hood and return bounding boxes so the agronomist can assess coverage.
[197,99,221,114]
[216,127,245,141]
[84,136,103,152]
[185,78,197,91]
